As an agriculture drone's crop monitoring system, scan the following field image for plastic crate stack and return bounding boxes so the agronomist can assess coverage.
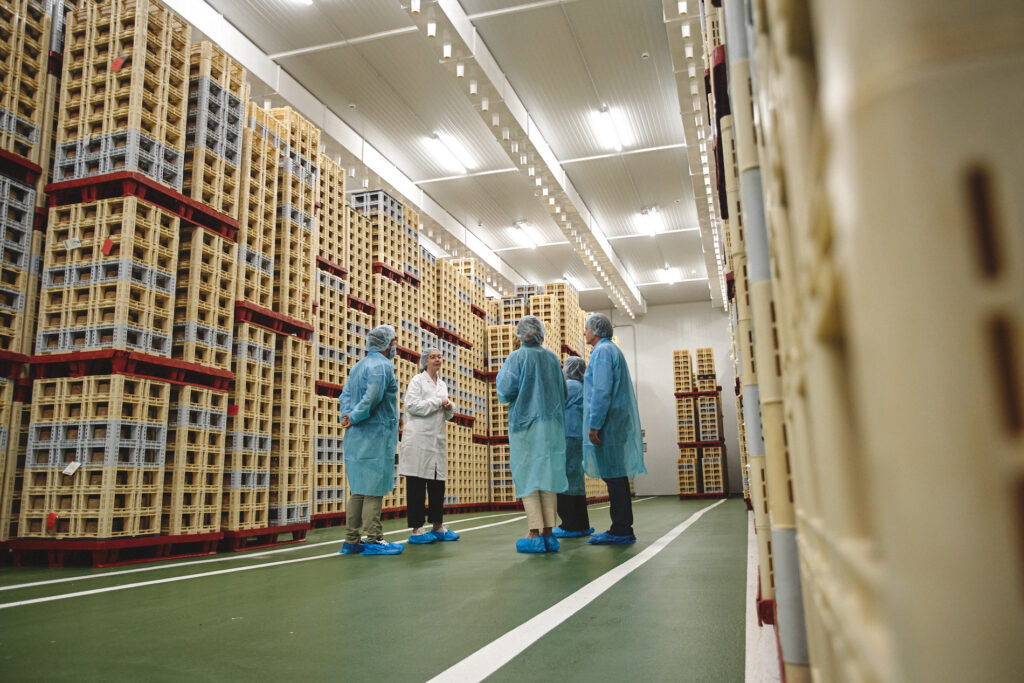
[0,0,52,165]
[673,350,698,495]
[544,280,586,360]
[20,375,169,538]
[311,154,348,520]
[676,347,727,497]
[220,103,281,534]
[484,322,515,502]
[417,244,437,325]
[265,106,317,531]
[343,205,372,372]
[0,376,30,540]
[500,294,527,326]
[53,0,189,189]
[0,171,36,357]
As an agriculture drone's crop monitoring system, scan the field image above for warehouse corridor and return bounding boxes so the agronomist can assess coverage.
[0,497,747,681]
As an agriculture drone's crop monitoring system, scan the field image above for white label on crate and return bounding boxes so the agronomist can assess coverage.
[63,237,82,250]
[62,461,81,476]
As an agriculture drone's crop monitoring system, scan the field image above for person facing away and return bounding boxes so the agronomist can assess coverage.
[581,313,646,545]
[553,355,594,539]
[398,347,460,545]
[496,315,569,554]
[337,324,404,556]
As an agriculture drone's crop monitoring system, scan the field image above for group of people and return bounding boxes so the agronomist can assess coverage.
[336,312,645,556]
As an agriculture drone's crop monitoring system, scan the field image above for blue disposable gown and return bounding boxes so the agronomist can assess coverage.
[339,351,399,496]
[564,378,586,496]
[582,338,646,479]
[496,343,569,497]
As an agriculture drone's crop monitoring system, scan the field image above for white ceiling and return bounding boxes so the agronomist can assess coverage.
[199,0,716,314]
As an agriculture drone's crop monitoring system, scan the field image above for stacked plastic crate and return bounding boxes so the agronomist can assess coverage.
[221,103,281,534]
[545,280,585,360]
[312,154,347,520]
[265,106,317,531]
[694,347,726,494]
[53,0,189,189]
[0,376,30,540]
[673,350,699,495]
[161,42,244,538]
[17,2,184,545]
[0,0,51,166]
[344,205,372,372]
[0,171,35,357]
[485,323,516,503]
[500,295,527,326]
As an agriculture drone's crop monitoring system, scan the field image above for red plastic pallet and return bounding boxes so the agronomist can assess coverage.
[347,294,376,316]
[419,318,439,336]
[473,369,497,382]
[371,261,404,283]
[4,532,223,568]
[33,206,46,232]
[404,271,420,287]
[45,171,239,241]
[470,304,486,320]
[0,148,42,185]
[48,50,61,76]
[235,301,314,340]
[456,336,473,350]
[316,256,348,279]
[677,492,728,500]
[315,380,345,398]
[674,388,722,398]
[220,522,310,552]
[30,349,234,390]
[310,511,346,529]
[396,345,420,364]
[677,440,726,448]
[560,344,580,357]
[0,350,29,380]
[452,413,476,428]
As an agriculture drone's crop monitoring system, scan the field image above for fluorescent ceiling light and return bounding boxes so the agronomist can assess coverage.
[660,266,681,285]
[514,221,538,249]
[638,207,663,236]
[426,133,475,174]
[592,105,623,152]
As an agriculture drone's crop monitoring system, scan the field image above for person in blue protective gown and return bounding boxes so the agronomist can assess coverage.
[553,356,594,538]
[582,313,646,545]
[337,324,404,556]
[496,315,568,553]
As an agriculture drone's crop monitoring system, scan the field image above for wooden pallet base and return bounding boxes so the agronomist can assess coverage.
[2,532,222,568]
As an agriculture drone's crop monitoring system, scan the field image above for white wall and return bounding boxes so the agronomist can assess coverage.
[598,302,740,496]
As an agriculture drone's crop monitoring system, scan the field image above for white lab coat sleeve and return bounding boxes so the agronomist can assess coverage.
[404,374,442,417]
[439,379,455,420]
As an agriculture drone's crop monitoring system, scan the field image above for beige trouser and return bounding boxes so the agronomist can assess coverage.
[346,493,384,543]
[521,490,558,530]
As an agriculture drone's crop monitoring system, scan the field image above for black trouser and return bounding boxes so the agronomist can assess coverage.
[556,493,591,531]
[603,476,634,537]
[405,475,445,530]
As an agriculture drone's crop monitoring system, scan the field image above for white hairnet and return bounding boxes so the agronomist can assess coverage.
[366,324,396,352]
[515,315,545,345]
[585,312,613,339]
[420,347,440,371]
[563,356,585,382]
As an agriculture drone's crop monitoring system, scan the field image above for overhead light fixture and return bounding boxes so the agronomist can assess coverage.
[501,127,510,141]
[427,19,436,37]
[443,41,452,60]
[295,0,313,5]
[482,97,490,111]
[685,46,694,61]
[456,62,464,78]
[469,79,478,95]
[682,24,691,39]
[639,207,663,236]
[426,133,471,174]
[661,265,679,285]
[519,154,527,165]
[677,1,687,15]
[592,105,623,152]
[514,221,538,249]
[528,165,535,177]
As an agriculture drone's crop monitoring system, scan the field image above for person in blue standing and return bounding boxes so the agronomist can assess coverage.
[337,324,404,556]
[582,313,646,545]
[496,315,568,553]
[553,356,593,538]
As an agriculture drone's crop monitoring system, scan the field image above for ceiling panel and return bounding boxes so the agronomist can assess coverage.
[207,0,343,55]
[610,230,708,284]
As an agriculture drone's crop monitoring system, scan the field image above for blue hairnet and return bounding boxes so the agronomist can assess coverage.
[420,347,440,371]
[563,356,585,382]
[366,324,395,352]
[585,313,613,338]
[515,315,545,345]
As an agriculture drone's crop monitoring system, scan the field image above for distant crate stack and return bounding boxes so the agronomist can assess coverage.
[673,348,727,498]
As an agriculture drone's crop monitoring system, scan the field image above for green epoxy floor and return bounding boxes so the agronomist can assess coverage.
[0,497,747,682]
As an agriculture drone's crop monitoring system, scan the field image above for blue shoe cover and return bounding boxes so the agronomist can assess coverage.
[587,532,636,545]
[543,534,560,552]
[362,540,405,555]
[339,542,365,554]
[581,527,595,537]
[431,528,460,542]
[552,527,586,538]
[515,536,547,553]
[408,531,437,544]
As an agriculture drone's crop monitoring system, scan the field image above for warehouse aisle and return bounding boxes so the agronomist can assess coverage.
[0,497,746,681]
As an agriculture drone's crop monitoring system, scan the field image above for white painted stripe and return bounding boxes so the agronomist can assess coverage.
[589,495,655,511]
[0,515,527,609]
[0,511,525,593]
[428,499,726,682]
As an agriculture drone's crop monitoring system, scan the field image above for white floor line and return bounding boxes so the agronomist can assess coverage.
[588,495,655,511]
[0,511,525,593]
[428,498,726,683]
[0,515,527,610]
[744,512,782,683]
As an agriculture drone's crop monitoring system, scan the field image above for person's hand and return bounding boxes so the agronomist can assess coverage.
[441,399,451,409]
[589,428,601,445]
[341,414,352,429]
